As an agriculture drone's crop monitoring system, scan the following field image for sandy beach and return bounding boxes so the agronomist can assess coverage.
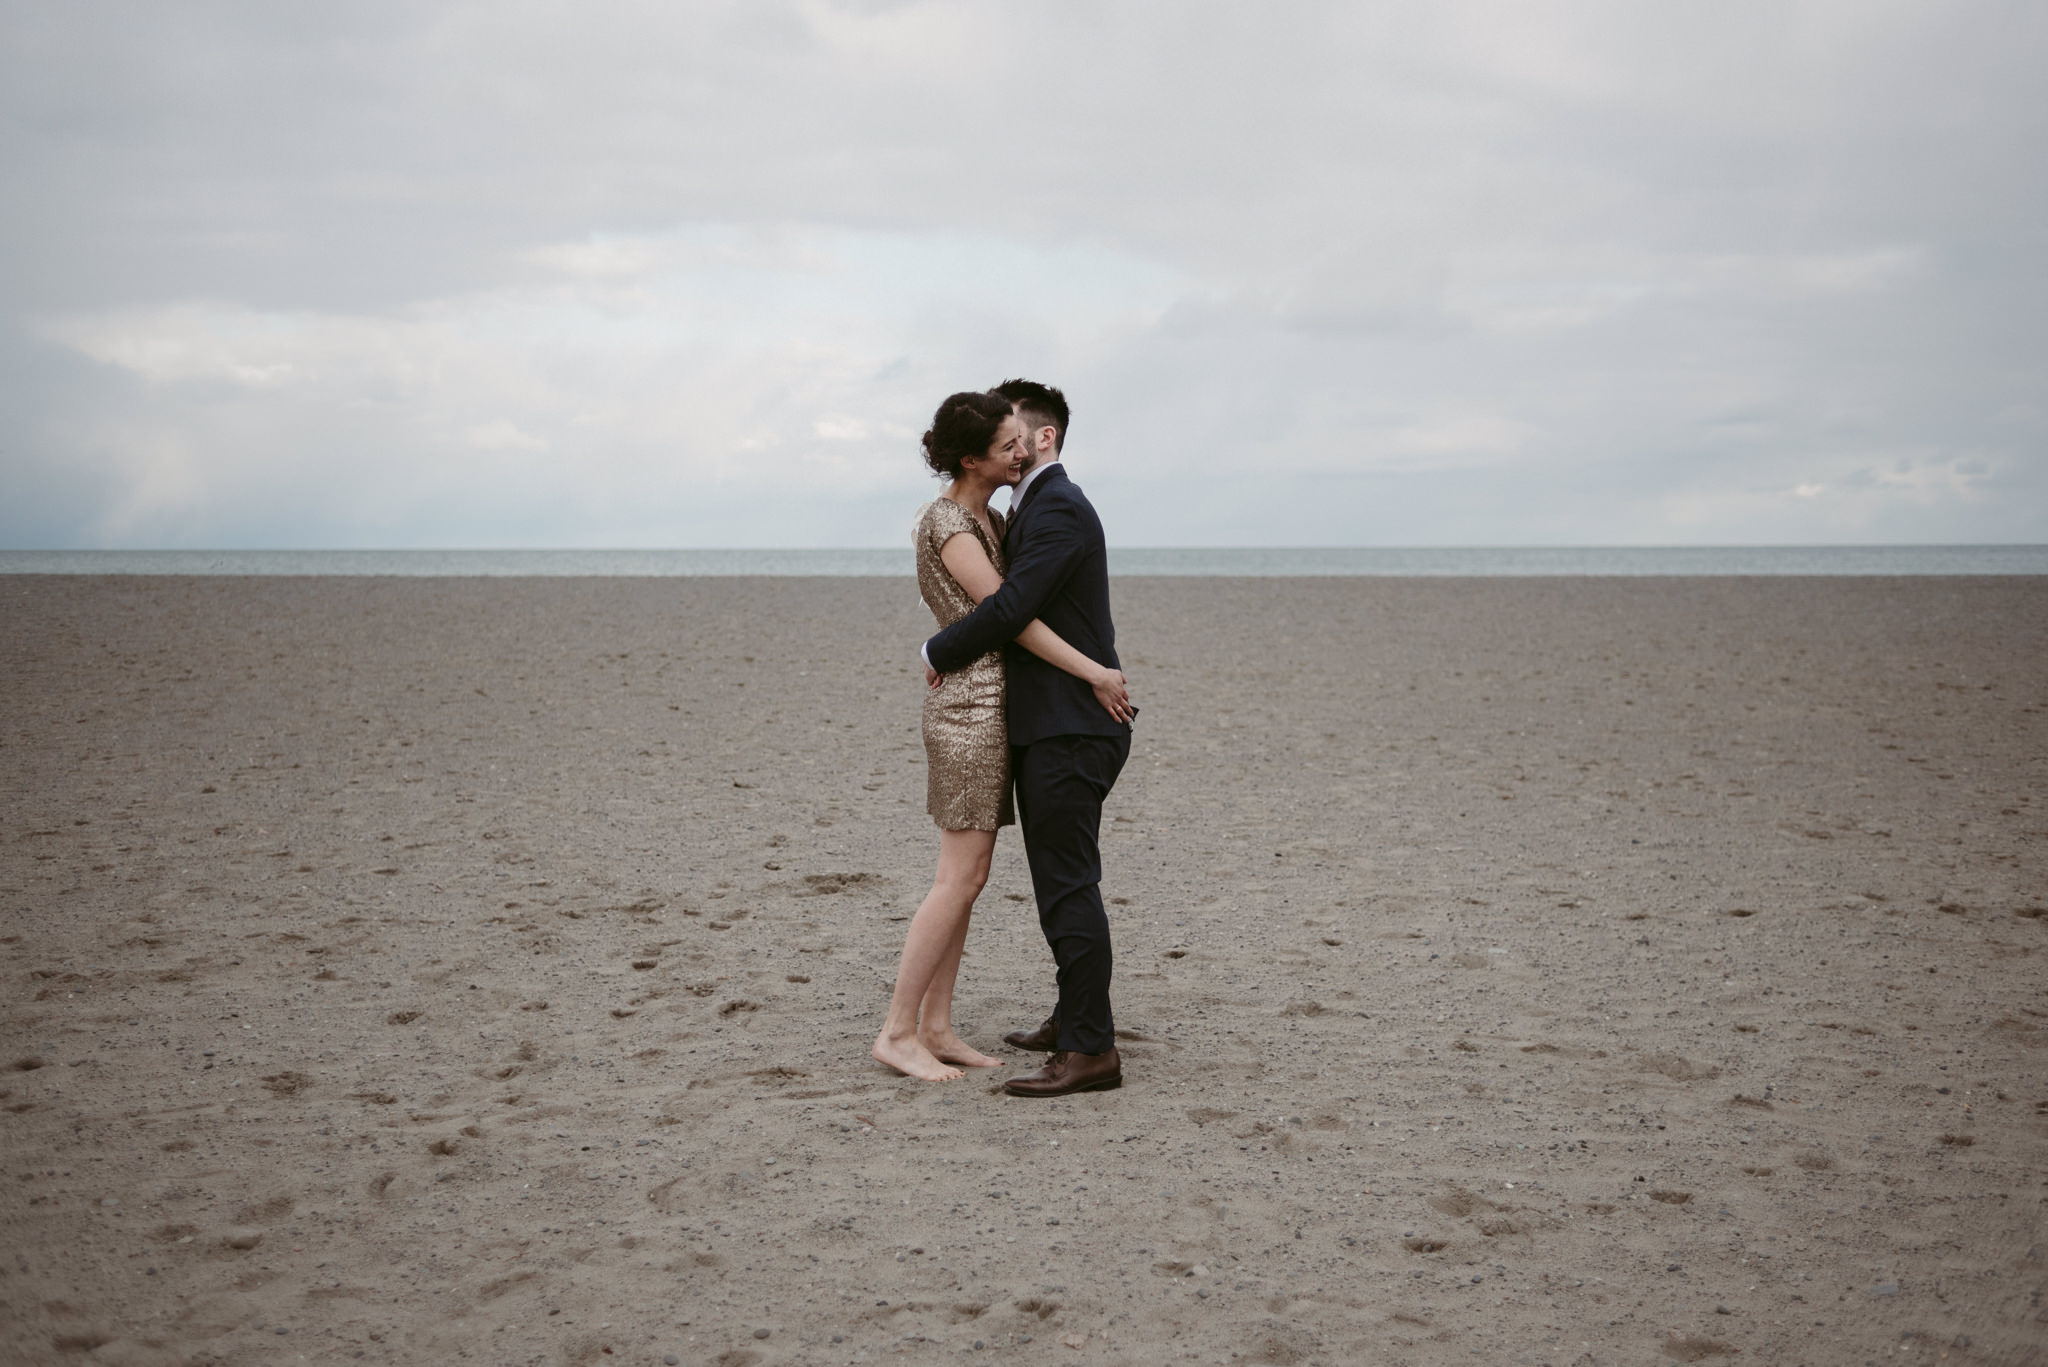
[2,573,2044,1367]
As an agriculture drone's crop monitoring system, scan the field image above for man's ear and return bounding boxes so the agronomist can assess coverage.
[1034,425,1059,456]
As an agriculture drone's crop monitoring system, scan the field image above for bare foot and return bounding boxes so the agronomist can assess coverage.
[920,1030,1006,1068]
[872,1032,964,1082]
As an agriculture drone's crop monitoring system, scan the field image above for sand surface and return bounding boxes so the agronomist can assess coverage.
[2,574,2044,1367]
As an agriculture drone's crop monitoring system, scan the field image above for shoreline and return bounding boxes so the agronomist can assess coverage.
[5,542,2047,578]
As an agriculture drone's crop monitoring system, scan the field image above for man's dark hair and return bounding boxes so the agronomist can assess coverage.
[992,378,1069,454]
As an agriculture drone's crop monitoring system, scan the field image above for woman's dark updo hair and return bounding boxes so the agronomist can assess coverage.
[921,390,1012,480]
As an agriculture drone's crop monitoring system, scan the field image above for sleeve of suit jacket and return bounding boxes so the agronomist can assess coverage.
[923,497,1087,674]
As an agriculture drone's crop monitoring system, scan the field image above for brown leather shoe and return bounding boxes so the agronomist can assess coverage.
[1003,1048,1121,1098]
[1002,1017,1058,1051]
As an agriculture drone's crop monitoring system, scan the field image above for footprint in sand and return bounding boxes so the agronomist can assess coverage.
[792,872,883,897]
[1239,1329,1314,1364]
[49,1332,114,1355]
[476,1271,540,1303]
[1640,1054,1721,1081]
[1428,1188,1494,1219]
[234,1196,292,1224]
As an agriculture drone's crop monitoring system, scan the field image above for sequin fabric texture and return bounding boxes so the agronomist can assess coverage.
[914,498,1015,831]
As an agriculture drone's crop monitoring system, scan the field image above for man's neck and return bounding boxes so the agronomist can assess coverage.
[1012,458,1061,508]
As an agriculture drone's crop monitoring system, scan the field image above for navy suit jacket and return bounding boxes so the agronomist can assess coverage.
[924,465,1129,747]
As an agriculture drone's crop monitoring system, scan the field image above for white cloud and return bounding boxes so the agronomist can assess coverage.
[1775,247,1927,295]
[1390,415,1532,459]
[43,305,314,389]
[465,419,548,452]
[521,239,664,279]
[813,417,869,441]
[24,223,1185,544]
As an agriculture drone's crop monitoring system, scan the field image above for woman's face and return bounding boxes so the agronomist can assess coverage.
[960,414,1028,487]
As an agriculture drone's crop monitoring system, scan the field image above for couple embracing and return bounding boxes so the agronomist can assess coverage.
[871,380,1136,1099]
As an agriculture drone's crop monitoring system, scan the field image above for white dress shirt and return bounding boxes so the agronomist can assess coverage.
[1008,457,1060,515]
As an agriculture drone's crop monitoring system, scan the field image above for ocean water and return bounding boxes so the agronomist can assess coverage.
[2,546,2044,576]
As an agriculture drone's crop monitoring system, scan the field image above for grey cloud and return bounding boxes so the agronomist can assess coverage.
[2,1,2043,547]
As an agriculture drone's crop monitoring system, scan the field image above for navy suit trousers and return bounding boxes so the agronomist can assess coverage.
[1012,732,1130,1055]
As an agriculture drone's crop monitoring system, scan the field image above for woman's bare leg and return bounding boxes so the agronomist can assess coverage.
[918,896,1005,1067]
[872,828,996,1081]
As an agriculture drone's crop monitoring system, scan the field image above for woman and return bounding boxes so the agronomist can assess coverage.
[870,391,1129,1082]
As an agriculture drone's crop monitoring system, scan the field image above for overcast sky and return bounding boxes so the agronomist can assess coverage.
[3,1,2043,549]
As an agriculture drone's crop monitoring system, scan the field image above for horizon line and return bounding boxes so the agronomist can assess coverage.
[6,542,2045,554]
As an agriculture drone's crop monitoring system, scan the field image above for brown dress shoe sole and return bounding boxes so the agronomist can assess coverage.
[1003,1072,1121,1098]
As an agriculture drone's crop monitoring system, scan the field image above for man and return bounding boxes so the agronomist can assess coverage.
[922,379,1133,1097]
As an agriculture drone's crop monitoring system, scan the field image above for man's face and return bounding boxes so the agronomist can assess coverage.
[1012,406,1055,475]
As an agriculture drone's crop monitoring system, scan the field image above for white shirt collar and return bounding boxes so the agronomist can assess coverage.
[1009,458,1061,514]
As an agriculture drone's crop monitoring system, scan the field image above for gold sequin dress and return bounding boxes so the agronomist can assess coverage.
[915,498,1014,831]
